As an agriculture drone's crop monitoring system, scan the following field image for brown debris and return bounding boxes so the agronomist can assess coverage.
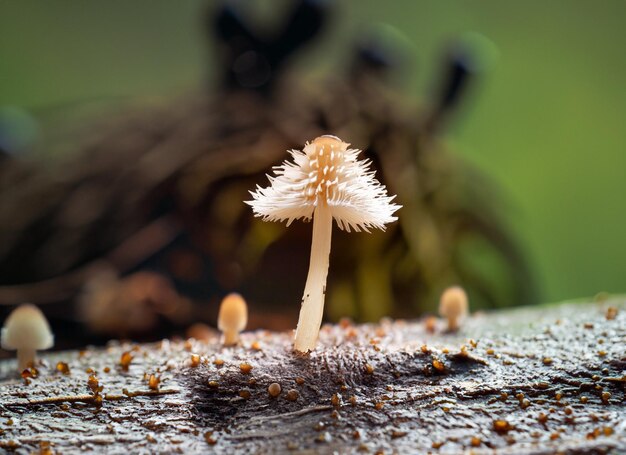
[190,354,201,367]
[55,362,70,374]
[493,419,512,434]
[119,351,133,370]
[268,383,281,398]
[148,374,160,390]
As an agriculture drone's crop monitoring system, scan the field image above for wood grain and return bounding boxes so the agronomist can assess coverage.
[0,298,623,454]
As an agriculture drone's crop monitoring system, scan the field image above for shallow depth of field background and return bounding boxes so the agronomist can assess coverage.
[1,0,625,305]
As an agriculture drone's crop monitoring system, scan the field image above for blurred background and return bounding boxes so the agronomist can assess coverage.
[0,0,625,347]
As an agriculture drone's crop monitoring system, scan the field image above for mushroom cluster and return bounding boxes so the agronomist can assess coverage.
[247,136,400,352]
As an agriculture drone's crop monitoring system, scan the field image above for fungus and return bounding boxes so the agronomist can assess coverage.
[217,293,248,346]
[438,286,469,332]
[1,304,54,372]
[247,136,400,352]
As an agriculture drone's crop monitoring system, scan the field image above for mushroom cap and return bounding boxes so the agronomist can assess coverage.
[246,135,401,232]
[1,304,54,351]
[217,293,248,333]
[438,286,469,319]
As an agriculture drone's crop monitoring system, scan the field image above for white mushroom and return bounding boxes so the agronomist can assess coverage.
[217,293,248,346]
[438,286,469,331]
[1,304,54,371]
[247,136,400,352]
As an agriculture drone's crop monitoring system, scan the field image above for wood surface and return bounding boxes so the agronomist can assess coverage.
[0,298,623,454]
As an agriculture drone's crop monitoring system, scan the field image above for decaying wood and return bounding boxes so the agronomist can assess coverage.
[0,299,624,454]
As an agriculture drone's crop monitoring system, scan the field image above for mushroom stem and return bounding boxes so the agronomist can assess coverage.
[17,348,36,371]
[223,331,239,346]
[294,204,333,352]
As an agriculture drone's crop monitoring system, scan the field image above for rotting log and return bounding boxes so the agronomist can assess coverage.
[0,299,624,454]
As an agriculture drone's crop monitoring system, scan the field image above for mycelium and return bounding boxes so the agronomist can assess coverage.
[247,135,400,352]
[1,303,54,372]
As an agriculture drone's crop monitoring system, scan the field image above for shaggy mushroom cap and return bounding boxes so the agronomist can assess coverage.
[217,293,248,339]
[438,286,469,321]
[1,304,54,351]
[247,135,400,232]
[247,136,400,352]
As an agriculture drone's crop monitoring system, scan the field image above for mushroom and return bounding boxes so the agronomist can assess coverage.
[1,304,54,371]
[247,135,400,352]
[217,293,248,346]
[438,286,469,331]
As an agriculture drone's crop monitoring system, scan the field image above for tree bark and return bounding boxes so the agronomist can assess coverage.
[0,299,623,454]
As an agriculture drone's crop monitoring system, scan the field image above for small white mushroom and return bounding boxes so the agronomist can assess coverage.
[217,293,248,346]
[247,136,401,352]
[1,304,54,371]
[438,286,469,331]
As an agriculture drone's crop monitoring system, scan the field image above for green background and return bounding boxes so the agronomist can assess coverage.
[1,0,624,304]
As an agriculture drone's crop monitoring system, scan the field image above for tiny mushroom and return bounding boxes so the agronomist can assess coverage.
[438,286,469,331]
[247,136,400,352]
[217,293,248,346]
[1,304,54,371]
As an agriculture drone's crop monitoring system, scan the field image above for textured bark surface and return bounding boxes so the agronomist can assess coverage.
[0,299,624,454]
